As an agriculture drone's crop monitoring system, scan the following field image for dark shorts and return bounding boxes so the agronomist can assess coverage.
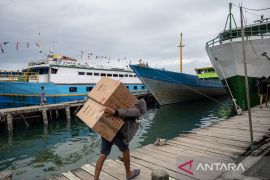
[101,133,129,155]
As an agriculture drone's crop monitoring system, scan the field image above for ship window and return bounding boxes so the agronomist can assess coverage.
[126,85,129,89]
[124,74,128,77]
[86,87,93,92]
[119,74,124,77]
[51,68,58,74]
[78,72,85,75]
[86,72,92,75]
[142,86,145,89]
[129,74,132,77]
[133,75,137,77]
[37,68,49,74]
[107,74,112,77]
[113,74,118,77]
[69,87,77,92]
[134,86,137,90]
[101,73,106,76]
[94,73,99,76]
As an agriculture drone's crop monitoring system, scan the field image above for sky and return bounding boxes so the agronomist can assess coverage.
[0,0,269,74]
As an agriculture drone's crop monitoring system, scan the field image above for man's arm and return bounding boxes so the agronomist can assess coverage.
[116,108,141,119]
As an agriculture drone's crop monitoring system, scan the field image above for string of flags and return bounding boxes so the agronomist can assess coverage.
[0,41,42,54]
[0,41,129,66]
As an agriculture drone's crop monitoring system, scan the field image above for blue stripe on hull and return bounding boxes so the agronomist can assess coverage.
[0,82,146,108]
[130,65,226,105]
[0,95,86,109]
[130,65,224,88]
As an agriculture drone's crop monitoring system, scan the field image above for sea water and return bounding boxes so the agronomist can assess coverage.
[0,96,232,179]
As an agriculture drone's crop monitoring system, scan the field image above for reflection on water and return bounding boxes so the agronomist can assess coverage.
[0,96,232,179]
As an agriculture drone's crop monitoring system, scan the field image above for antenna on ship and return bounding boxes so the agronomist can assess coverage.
[178,33,185,73]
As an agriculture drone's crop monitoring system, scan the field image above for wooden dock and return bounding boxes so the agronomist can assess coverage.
[50,105,270,180]
[0,91,153,134]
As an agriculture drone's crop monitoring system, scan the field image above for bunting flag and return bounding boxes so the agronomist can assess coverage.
[0,41,129,64]
[0,44,4,54]
[16,42,19,51]
[81,50,84,60]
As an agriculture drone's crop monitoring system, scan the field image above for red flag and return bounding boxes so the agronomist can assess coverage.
[16,42,19,51]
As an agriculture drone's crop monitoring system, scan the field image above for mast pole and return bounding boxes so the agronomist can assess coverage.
[229,3,232,31]
[180,33,183,73]
[240,4,254,150]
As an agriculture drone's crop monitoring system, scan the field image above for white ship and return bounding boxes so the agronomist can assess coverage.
[0,54,145,108]
[206,3,270,109]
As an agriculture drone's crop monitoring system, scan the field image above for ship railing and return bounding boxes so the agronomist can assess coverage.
[0,72,39,82]
[206,23,270,48]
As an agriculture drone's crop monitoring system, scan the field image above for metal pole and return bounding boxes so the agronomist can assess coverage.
[240,4,254,150]
[180,33,183,73]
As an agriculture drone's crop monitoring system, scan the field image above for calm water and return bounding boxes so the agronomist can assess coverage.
[0,96,232,179]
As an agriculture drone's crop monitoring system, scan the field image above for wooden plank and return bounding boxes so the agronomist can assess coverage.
[107,159,149,180]
[147,144,232,162]
[62,171,81,180]
[116,159,153,177]
[212,124,269,133]
[185,133,249,149]
[132,148,222,180]
[173,136,243,154]
[141,145,230,165]
[168,140,237,158]
[49,174,69,180]
[130,153,196,180]
[192,129,259,143]
[93,159,125,179]
[81,164,117,180]
[166,140,234,161]
[198,127,264,138]
[70,168,93,180]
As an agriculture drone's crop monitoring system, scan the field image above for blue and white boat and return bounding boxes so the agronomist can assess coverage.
[130,65,227,105]
[0,54,146,108]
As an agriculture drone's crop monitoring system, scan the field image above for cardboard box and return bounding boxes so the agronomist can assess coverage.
[76,99,124,141]
[88,77,138,110]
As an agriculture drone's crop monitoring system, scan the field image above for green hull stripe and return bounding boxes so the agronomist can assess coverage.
[223,75,260,110]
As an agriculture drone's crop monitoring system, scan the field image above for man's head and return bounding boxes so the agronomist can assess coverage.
[41,86,44,90]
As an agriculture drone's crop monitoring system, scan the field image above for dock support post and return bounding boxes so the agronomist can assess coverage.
[65,106,71,122]
[42,110,48,125]
[55,110,59,119]
[6,114,13,132]
[21,114,29,128]
[151,169,169,180]
[49,110,53,120]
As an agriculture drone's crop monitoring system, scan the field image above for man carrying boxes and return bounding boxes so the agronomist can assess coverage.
[76,77,147,180]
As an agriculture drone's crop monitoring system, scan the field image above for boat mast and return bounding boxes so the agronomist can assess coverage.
[240,4,254,150]
[179,33,184,73]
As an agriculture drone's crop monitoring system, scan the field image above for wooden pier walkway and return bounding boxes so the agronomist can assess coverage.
[50,105,270,180]
[0,91,152,133]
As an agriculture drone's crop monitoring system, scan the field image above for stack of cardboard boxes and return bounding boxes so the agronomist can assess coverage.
[77,77,138,141]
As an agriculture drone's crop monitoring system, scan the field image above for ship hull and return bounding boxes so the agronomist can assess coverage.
[0,82,145,108]
[206,38,270,109]
[130,65,226,105]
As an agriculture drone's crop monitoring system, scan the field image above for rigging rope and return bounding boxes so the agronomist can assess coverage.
[231,3,270,12]
[214,57,242,115]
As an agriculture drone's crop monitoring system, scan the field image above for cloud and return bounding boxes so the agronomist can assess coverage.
[0,0,269,74]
